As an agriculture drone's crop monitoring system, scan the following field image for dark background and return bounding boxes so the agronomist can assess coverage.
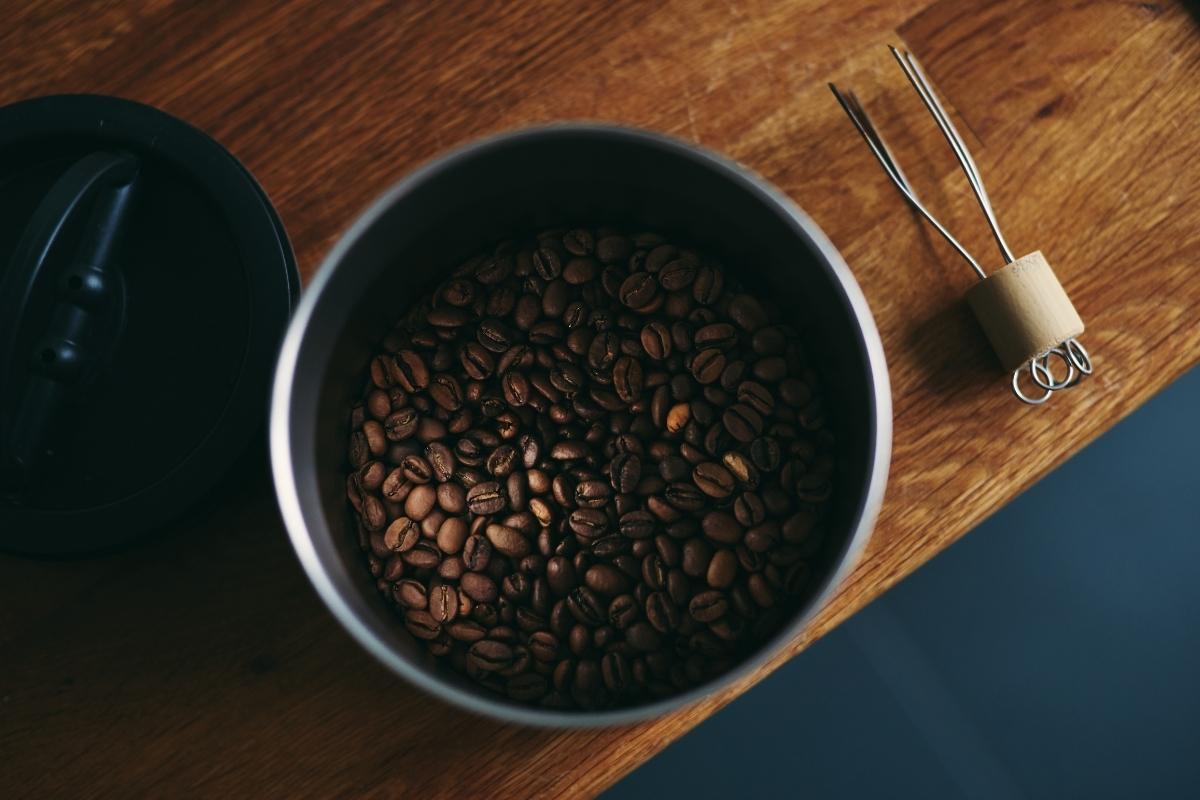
[608,366,1200,799]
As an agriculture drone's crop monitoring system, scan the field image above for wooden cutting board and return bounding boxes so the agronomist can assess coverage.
[3,1,1198,796]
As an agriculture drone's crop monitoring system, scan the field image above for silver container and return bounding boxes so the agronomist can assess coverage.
[270,125,891,727]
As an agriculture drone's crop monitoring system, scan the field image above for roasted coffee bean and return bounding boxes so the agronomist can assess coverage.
[468,640,515,672]
[395,579,428,609]
[612,356,643,403]
[702,510,743,545]
[744,521,781,553]
[436,516,469,554]
[569,508,609,539]
[694,322,737,351]
[682,538,713,578]
[461,571,499,603]
[644,591,680,633]
[585,564,631,596]
[467,481,507,515]
[723,403,764,443]
[437,482,467,514]
[733,491,767,527]
[659,257,697,290]
[707,549,738,588]
[618,510,656,540]
[619,272,658,309]
[664,482,705,512]
[640,321,672,360]
[459,342,495,380]
[400,454,434,484]
[384,516,420,553]
[384,408,419,441]
[691,349,725,384]
[546,556,578,596]
[692,462,735,498]
[533,245,563,280]
[486,524,531,558]
[689,590,728,623]
[575,479,612,508]
[486,445,519,478]
[391,350,430,393]
[610,452,641,494]
[402,542,441,570]
[405,610,442,640]
[625,621,662,652]
[750,436,782,472]
[692,263,724,305]
[429,583,460,623]
[567,586,606,626]
[404,484,437,520]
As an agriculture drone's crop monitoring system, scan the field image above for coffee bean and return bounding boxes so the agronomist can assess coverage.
[733,491,767,527]
[429,584,460,623]
[722,403,764,443]
[640,321,672,360]
[467,481,507,515]
[609,453,641,494]
[644,591,680,633]
[737,380,775,416]
[691,349,725,384]
[681,538,713,577]
[402,542,441,570]
[707,549,738,588]
[612,356,643,403]
[617,271,658,310]
[383,408,418,441]
[400,454,434,484]
[702,510,743,544]
[692,462,735,498]
[468,640,515,672]
[404,484,437,520]
[750,437,781,472]
[659,257,697,290]
[575,479,612,508]
[405,610,441,640]
[461,571,499,603]
[618,510,656,539]
[391,350,430,393]
[688,590,728,623]
[384,516,420,553]
[625,621,662,652]
[567,586,606,626]
[566,507,608,540]
[692,263,724,305]
[752,356,787,382]
[437,482,467,514]
[436,516,469,554]
[664,482,705,512]
[665,402,691,435]
[546,556,578,596]
[585,564,631,596]
[694,322,737,351]
[395,579,428,609]
[486,524,531,558]
[745,521,781,553]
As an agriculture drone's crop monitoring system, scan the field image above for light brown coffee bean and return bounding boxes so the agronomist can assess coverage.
[404,484,437,520]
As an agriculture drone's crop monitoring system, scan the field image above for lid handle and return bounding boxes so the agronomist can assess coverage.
[0,151,139,494]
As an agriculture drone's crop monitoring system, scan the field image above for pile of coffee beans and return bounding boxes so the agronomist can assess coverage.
[346,226,835,710]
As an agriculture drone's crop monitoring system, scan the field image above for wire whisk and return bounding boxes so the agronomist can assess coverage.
[831,46,1093,405]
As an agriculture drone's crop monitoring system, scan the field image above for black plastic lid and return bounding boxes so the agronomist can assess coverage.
[0,95,298,556]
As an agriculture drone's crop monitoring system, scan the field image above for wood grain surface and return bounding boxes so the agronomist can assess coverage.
[3,1,1199,797]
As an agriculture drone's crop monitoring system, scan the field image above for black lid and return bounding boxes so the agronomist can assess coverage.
[0,95,298,556]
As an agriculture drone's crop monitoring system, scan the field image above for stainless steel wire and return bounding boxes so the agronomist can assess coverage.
[832,47,1094,404]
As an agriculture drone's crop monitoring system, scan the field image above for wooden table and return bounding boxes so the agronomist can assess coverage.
[3,1,1198,796]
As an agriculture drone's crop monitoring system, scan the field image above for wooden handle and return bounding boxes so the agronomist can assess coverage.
[965,251,1084,371]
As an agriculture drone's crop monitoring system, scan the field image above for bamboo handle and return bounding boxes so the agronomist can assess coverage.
[965,251,1083,371]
